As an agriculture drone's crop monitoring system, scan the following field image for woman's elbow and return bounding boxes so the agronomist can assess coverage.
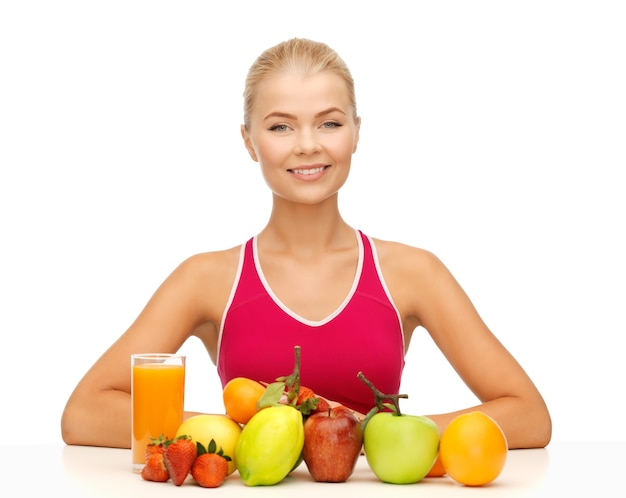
[522,399,552,449]
[60,402,81,445]
[61,396,95,446]
[534,408,552,448]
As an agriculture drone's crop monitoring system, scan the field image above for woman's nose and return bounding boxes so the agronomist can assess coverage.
[294,129,322,155]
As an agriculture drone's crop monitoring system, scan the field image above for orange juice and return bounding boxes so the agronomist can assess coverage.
[131,358,185,470]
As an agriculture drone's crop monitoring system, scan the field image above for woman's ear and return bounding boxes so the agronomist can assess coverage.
[241,125,258,162]
[352,116,361,154]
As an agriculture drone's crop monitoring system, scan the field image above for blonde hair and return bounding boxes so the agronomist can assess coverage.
[243,38,357,129]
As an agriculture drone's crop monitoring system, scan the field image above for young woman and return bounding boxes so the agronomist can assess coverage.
[61,38,551,450]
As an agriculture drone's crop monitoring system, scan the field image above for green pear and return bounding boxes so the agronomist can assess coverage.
[235,404,304,486]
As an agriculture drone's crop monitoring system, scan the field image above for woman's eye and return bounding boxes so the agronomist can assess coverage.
[322,121,342,129]
[269,124,289,132]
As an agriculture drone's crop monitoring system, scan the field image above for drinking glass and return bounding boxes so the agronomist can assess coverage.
[131,353,185,472]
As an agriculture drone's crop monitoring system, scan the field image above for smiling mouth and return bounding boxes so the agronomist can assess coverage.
[288,166,329,175]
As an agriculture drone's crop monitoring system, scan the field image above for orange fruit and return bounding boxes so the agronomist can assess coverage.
[222,377,266,425]
[426,453,446,477]
[439,411,508,486]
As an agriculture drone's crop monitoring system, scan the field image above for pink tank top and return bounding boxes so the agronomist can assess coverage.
[216,230,405,415]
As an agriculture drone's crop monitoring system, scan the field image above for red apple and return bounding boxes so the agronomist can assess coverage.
[302,406,363,482]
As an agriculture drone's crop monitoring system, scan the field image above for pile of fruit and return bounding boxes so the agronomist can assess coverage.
[140,346,508,488]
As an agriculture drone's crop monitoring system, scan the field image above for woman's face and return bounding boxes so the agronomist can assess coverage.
[241,71,360,206]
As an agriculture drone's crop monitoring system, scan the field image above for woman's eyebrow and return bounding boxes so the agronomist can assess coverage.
[264,111,296,121]
[315,107,346,118]
[263,107,346,121]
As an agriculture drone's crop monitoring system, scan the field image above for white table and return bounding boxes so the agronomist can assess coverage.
[3,442,622,496]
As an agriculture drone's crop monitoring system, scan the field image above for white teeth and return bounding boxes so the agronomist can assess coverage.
[291,166,325,175]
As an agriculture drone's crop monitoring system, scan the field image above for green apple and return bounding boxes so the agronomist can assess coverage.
[363,412,440,484]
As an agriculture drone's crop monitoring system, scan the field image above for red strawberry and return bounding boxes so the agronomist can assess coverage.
[191,453,229,488]
[141,453,169,482]
[296,386,317,405]
[191,439,231,488]
[313,396,331,414]
[145,434,166,462]
[164,435,197,486]
[296,386,331,415]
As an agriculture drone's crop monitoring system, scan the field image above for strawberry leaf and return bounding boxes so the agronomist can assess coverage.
[149,434,166,445]
[297,397,320,415]
[208,439,217,454]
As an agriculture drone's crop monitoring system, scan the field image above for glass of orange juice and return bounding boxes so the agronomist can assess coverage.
[131,353,185,472]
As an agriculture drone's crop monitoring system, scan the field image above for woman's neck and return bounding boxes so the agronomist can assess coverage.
[259,195,355,255]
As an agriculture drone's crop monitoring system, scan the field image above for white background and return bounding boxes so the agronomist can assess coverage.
[1,1,624,444]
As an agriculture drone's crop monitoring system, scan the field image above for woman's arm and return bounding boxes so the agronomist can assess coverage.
[381,241,552,449]
[60,251,234,447]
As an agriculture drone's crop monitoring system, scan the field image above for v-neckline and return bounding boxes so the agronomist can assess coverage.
[252,229,364,327]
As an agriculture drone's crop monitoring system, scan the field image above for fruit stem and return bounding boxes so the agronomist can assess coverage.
[256,345,304,410]
[357,371,408,416]
[282,345,302,404]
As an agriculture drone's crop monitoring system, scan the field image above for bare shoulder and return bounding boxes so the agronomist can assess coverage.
[369,237,456,327]
[172,244,242,306]
[177,244,242,280]
[370,237,445,277]
[127,244,239,340]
